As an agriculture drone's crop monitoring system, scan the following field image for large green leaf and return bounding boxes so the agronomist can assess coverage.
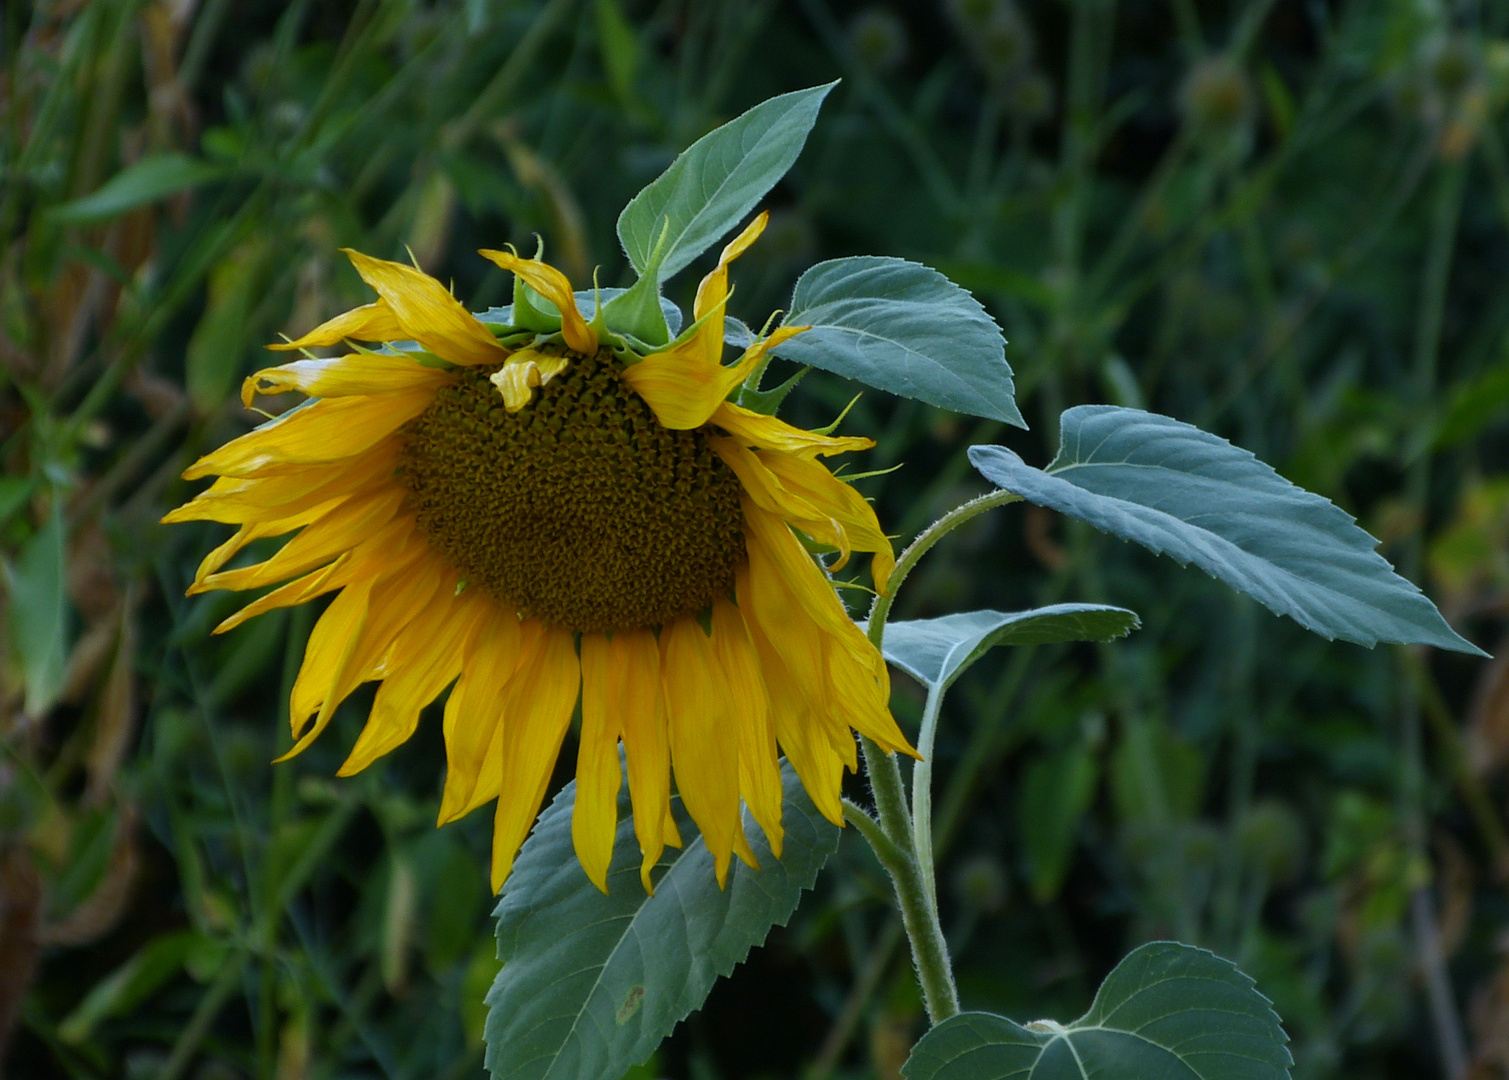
[970,406,1483,654]
[776,257,1024,426]
[484,761,839,1080]
[876,605,1139,692]
[903,941,1292,1080]
[616,83,836,282]
[50,152,225,223]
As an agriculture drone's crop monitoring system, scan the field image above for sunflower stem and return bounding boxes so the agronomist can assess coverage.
[864,489,1022,653]
[910,683,946,915]
[850,489,1021,1024]
[858,734,959,1024]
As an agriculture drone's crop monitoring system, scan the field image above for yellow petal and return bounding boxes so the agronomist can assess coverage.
[712,401,874,459]
[438,605,523,824]
[164,443,401,525]
[492,624,580,892]
[757,449,895,592]
[711,436,848,569]
[195,487,406,595]
[573,633,622,892]
[489,349,570,412]
[612,628,673,892]
[277,575,374,762]
[267,301,406,351]
[663,615,740,887]
[338,583,482,776]
[187,502,337,590]
[343,249,510,367]
[183,391,430,480]
[618,213,782,431]
[211,514,422,635]
[712,598,783,858]
[739,591,847,828]
[692,212,769,325]
[323,548,443,715]
[621,323,805,431]
[477,249,596,355]
[742,505,915,757]
[242,354,453,408]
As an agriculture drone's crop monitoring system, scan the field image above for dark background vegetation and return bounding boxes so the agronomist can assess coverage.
[6,0,1509,1077]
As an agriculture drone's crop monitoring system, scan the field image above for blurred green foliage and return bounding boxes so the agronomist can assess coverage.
[5,0,1509,1078]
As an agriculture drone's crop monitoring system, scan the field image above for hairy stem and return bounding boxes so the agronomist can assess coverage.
[850,492,1021,1024]
[847,751,960,1025]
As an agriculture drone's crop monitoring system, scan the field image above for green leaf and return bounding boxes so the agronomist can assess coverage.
[59,931,201,1044]
[484,761,839,1080]
[1019,741,1098,903]
[903,941,1292,1080]
[595,0,642,104]
[616,83,836,282]
[50,152,225,224]
[970,406,1484,655]
[876,605,1140,692]
[777,257,1024,426]
[4,501,68,718]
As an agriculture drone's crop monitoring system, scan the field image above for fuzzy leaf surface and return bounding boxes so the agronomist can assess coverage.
[777,256,1023,426]
[877,604,1139,691]
[484,761,839,1080]
[970,406,1483,654]
[616,83,835,281]
[903,941,1292,1080]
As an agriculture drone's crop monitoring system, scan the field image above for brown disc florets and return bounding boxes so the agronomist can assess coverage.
[401,346,747,632]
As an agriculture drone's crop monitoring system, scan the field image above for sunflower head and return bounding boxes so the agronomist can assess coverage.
[167,207,914,897]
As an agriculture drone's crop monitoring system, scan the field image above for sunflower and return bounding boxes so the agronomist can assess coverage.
[165,213,913,893]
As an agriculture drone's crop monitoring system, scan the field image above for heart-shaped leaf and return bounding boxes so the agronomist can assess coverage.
[970,406,1483,654]
[777,256,1023,426]
[877,604,1139,692]
[903,941,1292,1080]
[616,83,836,282]
[484,761,839,1080]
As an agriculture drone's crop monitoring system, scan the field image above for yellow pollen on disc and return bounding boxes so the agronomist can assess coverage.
[401,346,747,632]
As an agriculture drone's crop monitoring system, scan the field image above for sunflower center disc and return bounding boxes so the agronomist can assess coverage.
[401,347,746,632]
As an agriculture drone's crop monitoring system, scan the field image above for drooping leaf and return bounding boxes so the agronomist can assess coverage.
[484,761,839,1080]
[903,941,1292,1080]
[616,83,836,282]
[875,604,1139,692]
[970,406,1484,654]
[776,256,1024,427]
[4,500,68,718]
[50,152,226,224]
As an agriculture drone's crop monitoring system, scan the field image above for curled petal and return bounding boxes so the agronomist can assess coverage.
[268,301,405,352]
[625,325,806,431]
[343,249,509,366]
[489,349,570,411]
[712,401,874,459]
[242,354,453,408]
[477,249,597,355]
